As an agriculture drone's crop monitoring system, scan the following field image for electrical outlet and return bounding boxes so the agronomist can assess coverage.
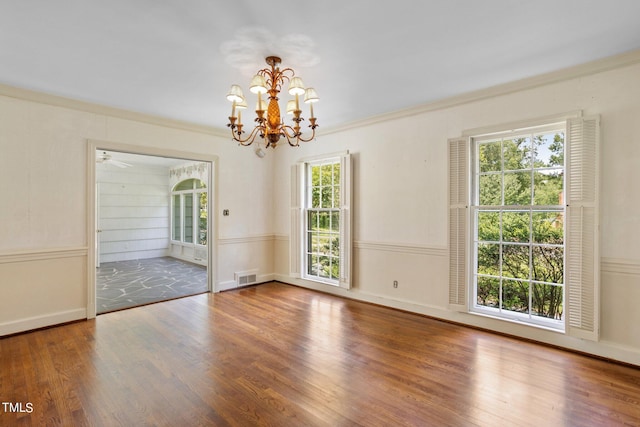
[393,280,398,288]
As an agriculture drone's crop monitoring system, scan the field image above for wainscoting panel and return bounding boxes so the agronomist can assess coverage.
[274,237,640,365]
[352,240,448,309]
[217,235,275,291]
[273,237,449,309]
[600,258,640,349]
[0,247,88,336]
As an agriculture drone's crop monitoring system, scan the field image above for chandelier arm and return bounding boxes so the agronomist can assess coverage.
[232,125,264,146]
[276,126,296,147]
[280,124,317,145]
[295,127,317,143]
[280,125,298,138]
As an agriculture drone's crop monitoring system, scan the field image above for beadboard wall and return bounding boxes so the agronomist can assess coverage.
[97,163,171,263]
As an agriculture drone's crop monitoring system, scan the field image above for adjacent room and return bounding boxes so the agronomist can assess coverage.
[95,150,210,313]
[1,1,640,425]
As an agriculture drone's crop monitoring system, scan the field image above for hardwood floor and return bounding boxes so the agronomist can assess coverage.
[1,282,639,426]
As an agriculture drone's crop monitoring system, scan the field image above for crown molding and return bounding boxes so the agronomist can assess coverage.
[321,48,640,136]
[0,82,229,138]
[3,48,640,139]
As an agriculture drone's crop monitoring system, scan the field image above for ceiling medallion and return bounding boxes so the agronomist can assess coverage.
[226,56,318,148]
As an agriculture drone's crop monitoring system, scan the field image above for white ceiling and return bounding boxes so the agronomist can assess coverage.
[2,1,640,131]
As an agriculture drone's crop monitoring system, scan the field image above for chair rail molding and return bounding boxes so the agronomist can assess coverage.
[0,247,88,264]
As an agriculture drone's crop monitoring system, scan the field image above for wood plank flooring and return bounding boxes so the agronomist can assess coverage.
[1,282,639,426]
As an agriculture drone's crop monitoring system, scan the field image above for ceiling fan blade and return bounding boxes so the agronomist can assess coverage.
[95,151,132,167]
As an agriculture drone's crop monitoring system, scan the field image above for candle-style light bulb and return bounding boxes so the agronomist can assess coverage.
[237,98,247,125]
[304,87,319,119]
[226,84,244,118]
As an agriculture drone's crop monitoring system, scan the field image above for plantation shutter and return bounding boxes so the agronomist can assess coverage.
[565,116,600,341]
[290,163,304,277]
[448,137,469,311]
[339,152,352,289]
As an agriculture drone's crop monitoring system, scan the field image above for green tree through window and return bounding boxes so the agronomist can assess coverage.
[474,129,565,323]
[305,160,340,282]
[172,179,207,246]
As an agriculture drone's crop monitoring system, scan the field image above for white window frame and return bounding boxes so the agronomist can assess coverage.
[291,151,352,289]
[171,179,207,247]
[304,159,341,284]
[470,123,567,331]
[448,114,600,340]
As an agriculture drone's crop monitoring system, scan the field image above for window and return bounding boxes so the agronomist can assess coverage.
[305,160,341,282]
[473,125,565,329]
[291,152,351,288]
[449,116,599,339]
[171,179,207,246]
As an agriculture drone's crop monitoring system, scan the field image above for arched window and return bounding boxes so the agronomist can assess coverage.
[172,179,207,245]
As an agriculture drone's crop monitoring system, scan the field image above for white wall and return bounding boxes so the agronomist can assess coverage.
[97,163,171,263]
[1,54,639,366]
[273,59,640,365]
[0,89,275,335]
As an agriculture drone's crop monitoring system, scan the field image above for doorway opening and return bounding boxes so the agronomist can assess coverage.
[89,143,216,316]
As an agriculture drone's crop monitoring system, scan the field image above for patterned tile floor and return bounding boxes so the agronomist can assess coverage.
[96,257,208,314]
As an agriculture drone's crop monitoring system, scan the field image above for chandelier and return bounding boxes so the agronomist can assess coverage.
[226,56,319,148]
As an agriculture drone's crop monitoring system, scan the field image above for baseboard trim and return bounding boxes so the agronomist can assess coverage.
[167,253,207,267]
[216,273,275,292]
[0,308,87,336]
[217,280,237,291]
[272,274,640,367]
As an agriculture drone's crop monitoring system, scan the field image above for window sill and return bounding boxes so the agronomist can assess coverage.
[302,275,339,287]
[469,307,565,334]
